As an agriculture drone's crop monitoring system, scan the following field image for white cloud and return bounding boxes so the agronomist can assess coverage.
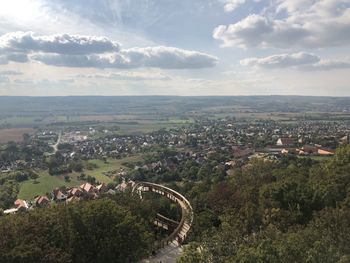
[32,46,218,69]
[221,0,261,12]
[0,53,29,65]
[119,47,218,69]
[0,31,120,55]
[240,52,320,68]
[240,52,350,71]
[76,71,172,81]
[0,32,218,69]
[223,0,247,12]
[213,14,277,48]
[307,60,350,71]
[213,0,350,49]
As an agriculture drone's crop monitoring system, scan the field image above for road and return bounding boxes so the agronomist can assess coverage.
[52,131,62,153]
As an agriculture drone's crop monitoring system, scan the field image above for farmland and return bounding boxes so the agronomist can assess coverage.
[0,128,35,143]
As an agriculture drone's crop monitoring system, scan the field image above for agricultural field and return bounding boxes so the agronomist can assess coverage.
[0,128,35,143]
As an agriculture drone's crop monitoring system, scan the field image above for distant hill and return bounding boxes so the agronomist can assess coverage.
[0,96,349,117]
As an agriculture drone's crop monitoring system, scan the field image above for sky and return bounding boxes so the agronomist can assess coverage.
[0,0,349,96]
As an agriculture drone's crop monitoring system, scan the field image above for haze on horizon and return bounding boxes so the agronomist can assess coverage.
[0,0,349,96]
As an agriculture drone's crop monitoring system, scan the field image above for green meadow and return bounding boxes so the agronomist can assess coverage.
[18,156,141,200]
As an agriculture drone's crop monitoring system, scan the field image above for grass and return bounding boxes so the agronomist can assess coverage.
[74,157,141,184]
[17,155,143,200]
[18,171,80,200]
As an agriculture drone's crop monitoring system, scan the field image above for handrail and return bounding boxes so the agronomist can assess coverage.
[132,181,193,250]
[156,213,180,225]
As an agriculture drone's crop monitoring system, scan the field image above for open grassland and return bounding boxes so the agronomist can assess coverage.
[0,128,35,143]
[17,155,142,200]
[72,156,142,183]
[18,171,80,200]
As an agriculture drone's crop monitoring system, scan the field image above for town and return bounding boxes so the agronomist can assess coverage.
[1,116,349,213]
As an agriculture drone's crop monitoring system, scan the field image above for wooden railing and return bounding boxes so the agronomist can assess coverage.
[132,182,193,249]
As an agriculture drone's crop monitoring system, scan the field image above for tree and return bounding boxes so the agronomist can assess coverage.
[0,198,154,263]
[0,181,19,209]
[177,243,206,263]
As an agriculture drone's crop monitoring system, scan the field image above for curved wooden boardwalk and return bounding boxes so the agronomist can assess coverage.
[132,182,193,262]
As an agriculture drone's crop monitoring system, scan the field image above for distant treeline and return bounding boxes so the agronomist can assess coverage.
[0,96,349,117]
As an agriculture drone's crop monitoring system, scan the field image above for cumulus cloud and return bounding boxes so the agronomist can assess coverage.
[0,31,120,55]
[0,32,218,69]
[223,0,247,12]
[213,14,276,48]
[32,46,218,69]
[221,0,261,12]
[240,52,350,71]
[240,52,320,68]
[119,47,218,69]
[213,0,350,48]
[0,53,29,65]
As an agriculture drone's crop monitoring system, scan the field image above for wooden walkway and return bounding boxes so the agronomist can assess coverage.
[132,182,193,262]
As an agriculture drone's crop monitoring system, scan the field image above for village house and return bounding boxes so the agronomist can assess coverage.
[116,179,136,192]
[96,183,107,193]
[3,199,29,215]
[276,137,295,146]
[35,195,50,207]
[68,187,83,197]
[14,199,29,211]
[80,182,96,194]
[52,188,67,202]
[318,148,335,156]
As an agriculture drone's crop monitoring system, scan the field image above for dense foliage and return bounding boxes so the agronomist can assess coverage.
[0,181,18,210]
[0,197,155,263]
[178,146,350,262]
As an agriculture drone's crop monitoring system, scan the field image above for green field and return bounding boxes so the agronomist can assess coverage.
[18,171,80,200]
[18,156,142,200]
[73,156,142,183]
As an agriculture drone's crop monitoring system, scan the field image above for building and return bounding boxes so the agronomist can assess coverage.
[52,188,67,202]
[68,187,83,197]
[14,199,29,210]
[3,199,29,215]
[318,148,335,156]
[276,137,294,146]
[35,195,50,207]
[80,182,96,194]
[96,183,107,193]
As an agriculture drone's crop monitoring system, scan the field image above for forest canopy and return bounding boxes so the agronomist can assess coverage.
[0,197,154,263]
[178,145,350,263]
